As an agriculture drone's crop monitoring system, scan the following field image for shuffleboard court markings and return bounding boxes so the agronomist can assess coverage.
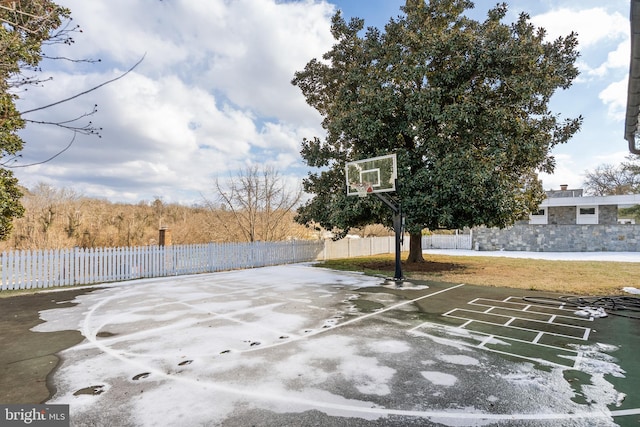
[469,297,594,321]
[470,298,594,320]
[418,296,599,369]
[468,298,596,329]
[411,321,580,368]
[444,308,591,339]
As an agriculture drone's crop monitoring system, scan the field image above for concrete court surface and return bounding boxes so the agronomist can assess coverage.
[22,263,640,426]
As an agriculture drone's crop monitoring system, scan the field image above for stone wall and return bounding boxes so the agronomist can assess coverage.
[548,206,576,225]
[472,224,640,252]
[599,205,618,225]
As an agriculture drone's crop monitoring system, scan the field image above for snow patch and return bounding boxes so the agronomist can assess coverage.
[438,354,480,366]
[366,340,411,354]
[421,371,458,386]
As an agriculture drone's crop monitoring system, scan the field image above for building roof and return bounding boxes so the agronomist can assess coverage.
[545,188,583,198]
[539,193,640,208]
[625,0,640,154]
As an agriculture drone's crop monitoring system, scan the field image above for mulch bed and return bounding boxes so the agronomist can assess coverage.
[361,260,463,273]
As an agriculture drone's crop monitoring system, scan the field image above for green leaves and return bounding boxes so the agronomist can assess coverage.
[293,0,581,237]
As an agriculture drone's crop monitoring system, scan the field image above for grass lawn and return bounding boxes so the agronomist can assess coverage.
[317,252,640,296]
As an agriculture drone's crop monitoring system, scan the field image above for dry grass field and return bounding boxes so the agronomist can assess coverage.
[318,253,640,296]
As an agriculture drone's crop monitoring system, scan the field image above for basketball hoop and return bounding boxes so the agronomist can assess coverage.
[351,182,372,198]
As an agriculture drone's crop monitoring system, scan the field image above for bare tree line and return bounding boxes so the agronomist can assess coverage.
[0,166,315,250]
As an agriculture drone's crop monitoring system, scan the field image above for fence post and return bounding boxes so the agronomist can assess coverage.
[72,247,77,285]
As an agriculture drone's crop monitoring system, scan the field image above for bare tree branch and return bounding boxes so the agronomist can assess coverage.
[5,132,76,168]
[207,165,303,242]
[21,54,145,115]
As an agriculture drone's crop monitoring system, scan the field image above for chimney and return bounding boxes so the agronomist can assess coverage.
[560,184,568,191]
[159,228,172,246]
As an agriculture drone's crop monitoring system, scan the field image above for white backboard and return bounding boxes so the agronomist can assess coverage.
[345,154,397,196]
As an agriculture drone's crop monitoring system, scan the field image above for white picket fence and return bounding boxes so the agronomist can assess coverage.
[0,234,469,291]
[422,232,472,250]
[0,240,323,291]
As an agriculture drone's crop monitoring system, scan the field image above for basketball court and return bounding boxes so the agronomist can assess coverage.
[15,153,640,425]
[30,264,640,426]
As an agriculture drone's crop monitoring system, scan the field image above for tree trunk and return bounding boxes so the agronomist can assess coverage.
[406,232,425,263]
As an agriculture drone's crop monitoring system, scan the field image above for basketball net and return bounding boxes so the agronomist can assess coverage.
[351,182,373,198]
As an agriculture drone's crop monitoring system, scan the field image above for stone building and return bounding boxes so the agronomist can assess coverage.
[472,187,640,252]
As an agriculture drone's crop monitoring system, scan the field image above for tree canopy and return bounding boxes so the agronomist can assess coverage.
[292,0,582,260]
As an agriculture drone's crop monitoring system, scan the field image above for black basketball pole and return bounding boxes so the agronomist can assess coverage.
[373,192,404,281]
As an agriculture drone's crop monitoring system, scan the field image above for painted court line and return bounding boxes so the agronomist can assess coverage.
[429,295,602,369]
[533,331,544,344]
[243,283,468,353]
[450,320,581,354]
[446,308,591,339]
[504,295,569,310]
[412,326,578,370]
[459,319,473,328]
[469,304,593,326]
[469,298,593,322]
[478,335,495,348]
[444,311,590,343]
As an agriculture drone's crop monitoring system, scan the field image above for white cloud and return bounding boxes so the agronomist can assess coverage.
[539,154,584,191]
[580,39,630,78]
[9,0,635,206]
[599,77,628,121]
[540,149,631,191]
[58,0,334,125]
[530,7,628,48]
[531,7,630,85]
[12,0,336,203]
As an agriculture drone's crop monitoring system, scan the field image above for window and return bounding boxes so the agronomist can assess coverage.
[577,206,598,224]
[529,208,547,224]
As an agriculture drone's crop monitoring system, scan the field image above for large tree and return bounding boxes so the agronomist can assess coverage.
[292,0,581,261]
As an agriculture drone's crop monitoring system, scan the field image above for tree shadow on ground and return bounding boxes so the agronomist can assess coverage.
[361,260,464,273]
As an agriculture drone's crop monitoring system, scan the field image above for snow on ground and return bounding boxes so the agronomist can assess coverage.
[31,263,634,426]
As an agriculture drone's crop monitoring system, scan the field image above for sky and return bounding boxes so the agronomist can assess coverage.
[10,0,634,205]
[32,264,632,425]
